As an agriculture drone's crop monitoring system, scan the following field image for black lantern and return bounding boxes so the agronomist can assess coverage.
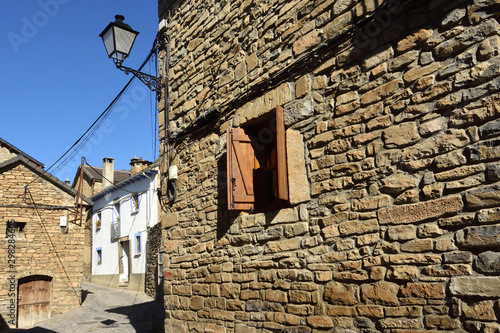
[99,15,139,66]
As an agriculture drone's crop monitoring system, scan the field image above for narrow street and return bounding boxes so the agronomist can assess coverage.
[8,282,165,333]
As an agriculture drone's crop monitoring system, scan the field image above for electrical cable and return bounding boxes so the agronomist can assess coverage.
[51,49,156,176]
[168,0,411,144]
[24,46,158,189]
[150,53,159,162]
[84,159,137,194]
[25,186,81,300]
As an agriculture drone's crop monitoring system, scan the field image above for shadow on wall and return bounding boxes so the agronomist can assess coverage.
[106,300,165,333]
[216,154,240,240]
[0,315,9,331]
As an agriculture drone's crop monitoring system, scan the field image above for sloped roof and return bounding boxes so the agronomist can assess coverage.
[71,165,131,188]
[0,137,44,168]
[91,162,158,201]
[0,155,92,205]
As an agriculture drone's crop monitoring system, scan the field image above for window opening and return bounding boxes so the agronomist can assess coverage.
[113,202,120,223]
[227,105,289,212]
[96,212,102,231]
[96,248,102,265]
[135,233,141,255]
[131,193,140,213]
[6,221,26,240]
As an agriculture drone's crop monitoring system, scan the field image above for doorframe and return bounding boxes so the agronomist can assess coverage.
[118,239,131,284]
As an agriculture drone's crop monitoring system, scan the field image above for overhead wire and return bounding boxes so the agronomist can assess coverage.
[84,159,137,194]
[150,52,159,162]
[24,46,158,188]
[51,50,157,176]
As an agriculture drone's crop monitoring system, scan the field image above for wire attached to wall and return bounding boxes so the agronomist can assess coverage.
[168,0,412,144]
[24,186,81,301]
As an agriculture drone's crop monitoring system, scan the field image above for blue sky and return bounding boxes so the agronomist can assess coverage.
[0,1,159,183]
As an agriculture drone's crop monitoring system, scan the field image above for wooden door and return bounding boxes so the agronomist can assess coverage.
[17,276,51,328]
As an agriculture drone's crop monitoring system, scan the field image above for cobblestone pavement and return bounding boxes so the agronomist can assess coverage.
[8,282,165,333]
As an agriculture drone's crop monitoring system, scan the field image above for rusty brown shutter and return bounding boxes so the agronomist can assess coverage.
[227,127,255,210]
[276,105,289,201]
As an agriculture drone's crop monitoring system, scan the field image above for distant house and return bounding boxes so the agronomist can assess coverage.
[71,160,132,279]
[0,138,91,329]
[89,157,159,292]
[71,162,132,198]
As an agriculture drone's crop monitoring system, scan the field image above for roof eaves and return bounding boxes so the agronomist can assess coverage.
[0,137,45,168]
[91,167,158,201]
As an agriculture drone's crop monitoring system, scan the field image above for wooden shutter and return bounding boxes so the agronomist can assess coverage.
[276,105,289,201]
[227,128,255,210]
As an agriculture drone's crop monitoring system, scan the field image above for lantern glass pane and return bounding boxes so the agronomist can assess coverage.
[101,28,115,58]
[114,27,137,58]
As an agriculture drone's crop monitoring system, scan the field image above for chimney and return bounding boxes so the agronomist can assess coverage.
[130,156,152,175]
[102,157,114,189]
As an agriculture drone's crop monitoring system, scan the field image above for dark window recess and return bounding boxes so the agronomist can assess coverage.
[227,105,289,212]
[6,221,26,239]
[96,248,102,265]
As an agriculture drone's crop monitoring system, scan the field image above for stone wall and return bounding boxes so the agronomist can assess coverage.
[0,163,87,329]
[158,0,500,332]
[146,222,163,300]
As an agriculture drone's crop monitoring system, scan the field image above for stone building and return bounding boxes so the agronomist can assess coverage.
[156,0,500,332]
[0,138,90,329]
[71,161,132,198]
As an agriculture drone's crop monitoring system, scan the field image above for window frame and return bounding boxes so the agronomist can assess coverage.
[134,232,141,256]
[131,193,140,213]
[95,212,102,231]
[96,247,102,265]
[6,220,26,240]
[113,202,120,223]
[226,105,289,212]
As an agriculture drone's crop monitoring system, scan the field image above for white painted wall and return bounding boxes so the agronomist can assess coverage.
[91,170,158,278]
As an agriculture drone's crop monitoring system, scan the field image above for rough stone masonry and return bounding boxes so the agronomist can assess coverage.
[157,0,500,332]
[0,161,89,330]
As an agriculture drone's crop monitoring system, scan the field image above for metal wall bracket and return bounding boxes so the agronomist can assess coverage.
[116,64,162,99]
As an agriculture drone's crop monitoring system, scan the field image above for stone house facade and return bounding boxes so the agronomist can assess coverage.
[0,138,90,329]
[156,0,500,332]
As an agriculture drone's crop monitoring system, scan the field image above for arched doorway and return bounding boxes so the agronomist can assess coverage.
[17,275,52,328]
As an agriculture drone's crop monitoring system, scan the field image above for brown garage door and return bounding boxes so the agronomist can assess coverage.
[17,276,52,328]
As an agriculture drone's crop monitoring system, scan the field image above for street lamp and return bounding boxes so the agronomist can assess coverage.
[99,15,161,97]
[100,15,176,203]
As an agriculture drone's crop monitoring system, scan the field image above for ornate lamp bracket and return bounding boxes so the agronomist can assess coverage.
[115,64,161,98]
